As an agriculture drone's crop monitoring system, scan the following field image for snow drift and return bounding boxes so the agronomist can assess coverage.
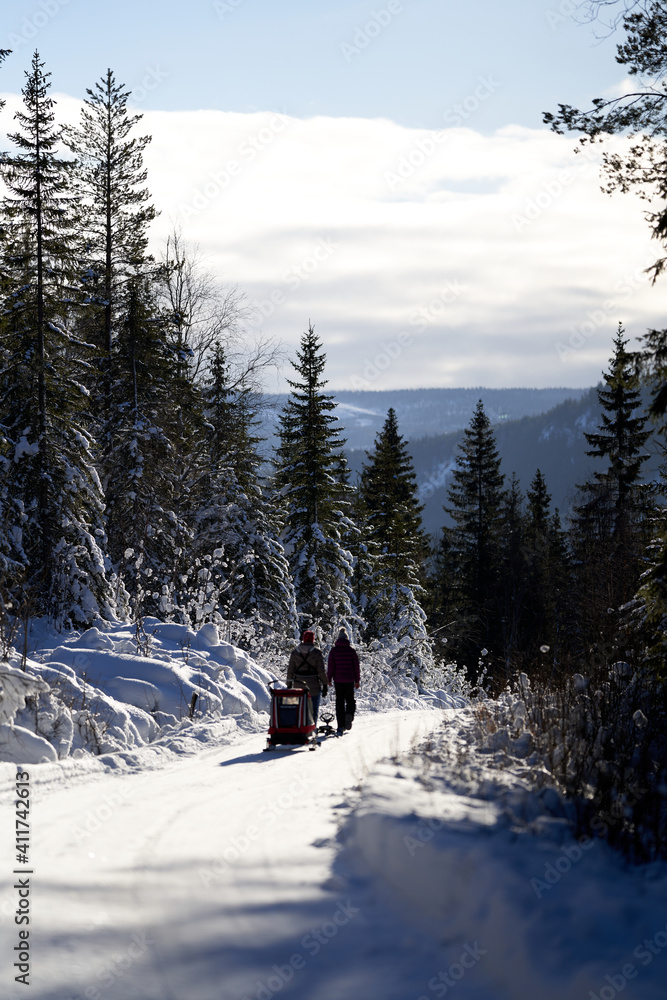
[0,617,464,767]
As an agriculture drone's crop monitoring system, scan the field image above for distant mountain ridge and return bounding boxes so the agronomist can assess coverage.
[261,385,660,537]
[347,388,661,536]
[261,386,591,451]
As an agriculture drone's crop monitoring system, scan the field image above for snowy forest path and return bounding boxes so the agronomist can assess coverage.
[12,709,449,1000]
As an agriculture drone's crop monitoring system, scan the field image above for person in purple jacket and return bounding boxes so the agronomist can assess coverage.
[327,627,360,734]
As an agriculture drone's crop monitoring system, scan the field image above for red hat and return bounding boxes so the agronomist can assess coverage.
[302,630,315,644]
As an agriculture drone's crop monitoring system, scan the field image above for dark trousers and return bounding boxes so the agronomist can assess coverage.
[334,682,355,729]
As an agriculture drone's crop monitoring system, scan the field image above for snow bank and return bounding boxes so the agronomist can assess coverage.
[0,664,55,763]
[0,618,461,767]
[0,619,279,766]
[0,663,50,724]
[341,710,667,1000]
[0,723,58,763]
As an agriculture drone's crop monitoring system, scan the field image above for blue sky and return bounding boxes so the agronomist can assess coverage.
[2,0,665,390]
[3,0,621,127]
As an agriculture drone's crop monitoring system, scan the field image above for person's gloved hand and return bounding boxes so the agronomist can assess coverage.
[322,685,328,698]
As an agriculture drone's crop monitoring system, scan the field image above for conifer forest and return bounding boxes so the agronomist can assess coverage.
[3,26,667,865]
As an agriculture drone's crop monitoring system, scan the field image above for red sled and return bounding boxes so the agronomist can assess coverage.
[264,685,318,751]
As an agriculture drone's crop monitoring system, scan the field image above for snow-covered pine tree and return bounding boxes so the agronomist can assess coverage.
[359,407,432,675]
[189,341,298,637]
[274,324,355,638]
[64,69,156,435]
[103,276,191,619]
[0,52,114,625]
[155,233,267,628]
[346,478,377,626]
[0,48,18,588]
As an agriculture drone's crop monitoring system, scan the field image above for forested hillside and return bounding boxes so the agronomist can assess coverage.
[3,16,667,880]
[1,49,667,689]
[261,386,590,452]
[5,12,667,998]
[390,387,663,535]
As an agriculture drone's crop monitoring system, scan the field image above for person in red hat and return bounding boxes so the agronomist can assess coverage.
[286,629,328,723]
[327,627,360,734]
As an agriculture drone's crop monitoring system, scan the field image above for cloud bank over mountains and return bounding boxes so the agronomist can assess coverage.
[2,94,665,388]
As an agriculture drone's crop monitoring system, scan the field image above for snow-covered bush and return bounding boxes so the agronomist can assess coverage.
[471,653,667,862]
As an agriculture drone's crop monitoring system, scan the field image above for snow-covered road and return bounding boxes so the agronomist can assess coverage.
[5,699,667,1000]
[3,709,454,1000]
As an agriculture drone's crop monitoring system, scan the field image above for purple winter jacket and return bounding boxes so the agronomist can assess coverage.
[327,637,360,685]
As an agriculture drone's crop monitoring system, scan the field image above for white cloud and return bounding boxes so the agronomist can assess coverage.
[602,76,662,101]
[2,94,666,389]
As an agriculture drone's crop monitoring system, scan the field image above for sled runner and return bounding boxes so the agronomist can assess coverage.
[264,684,318,751]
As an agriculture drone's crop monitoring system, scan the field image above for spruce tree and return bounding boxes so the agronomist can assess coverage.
[442,400,505,663]
[103,277,188,618]
[64,69,155,435]
[360,408,427,581]
[0,49,15,585]
[571,327,652,642]
[274,324,355,636]
[523,469,572,661]
[359,408,432,671]
[348,481,378,624]
[497,474,528,668]
[189,341,298,635]
[0,52,113,624]
[585,327,651,526]
[527,469,551,535]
